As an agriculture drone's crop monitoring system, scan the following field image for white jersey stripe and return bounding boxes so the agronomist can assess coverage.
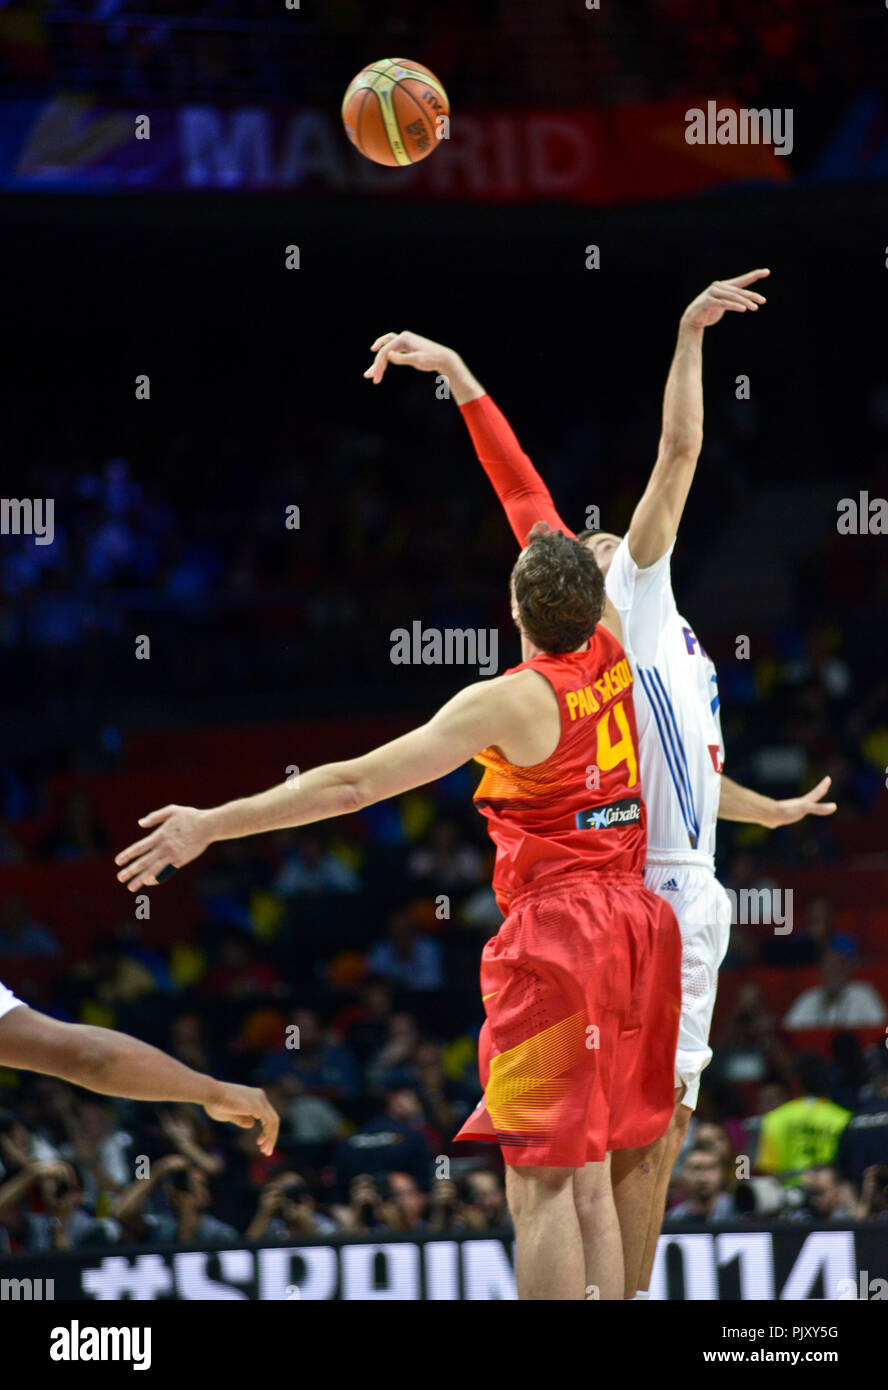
[638,666,698,845]
[649,666,700,840]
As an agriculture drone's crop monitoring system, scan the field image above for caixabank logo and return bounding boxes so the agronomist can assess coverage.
[576,797,642,830]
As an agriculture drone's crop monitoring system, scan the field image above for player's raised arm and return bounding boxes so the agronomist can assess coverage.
[114,672,547,892]
[365,330,571,547]
[626,270,770,569]
[718,772,836,829]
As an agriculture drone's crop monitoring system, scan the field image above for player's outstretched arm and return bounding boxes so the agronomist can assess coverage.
[718,773,836,829]
[115,675,538,891]
[626,270,770,569]
[0,1007,279,1154]
[365,329,571,546]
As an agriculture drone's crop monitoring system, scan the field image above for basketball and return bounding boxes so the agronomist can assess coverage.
[341,57,450,167]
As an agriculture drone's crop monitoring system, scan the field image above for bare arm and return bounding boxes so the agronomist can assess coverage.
[114,675,550,892]
[0,1008,279,1154]
[718,773,836,829]
[627,271,769,569]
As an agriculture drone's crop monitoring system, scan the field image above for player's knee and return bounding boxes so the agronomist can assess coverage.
[506,1164,573,1214]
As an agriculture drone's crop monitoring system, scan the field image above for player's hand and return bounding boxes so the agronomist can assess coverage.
[681,269,770,330]
[768,775,837,827]
[202,1083,280,1156]
[114,804,211,891]
[364,330,455,384]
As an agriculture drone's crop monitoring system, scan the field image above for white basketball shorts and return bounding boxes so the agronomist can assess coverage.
[644,855,732,1112]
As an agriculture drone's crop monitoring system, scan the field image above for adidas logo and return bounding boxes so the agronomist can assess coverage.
[661,877,680,891]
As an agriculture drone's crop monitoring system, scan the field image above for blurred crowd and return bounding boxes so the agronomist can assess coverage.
[1,788,887,1251]
[0,0,880,107]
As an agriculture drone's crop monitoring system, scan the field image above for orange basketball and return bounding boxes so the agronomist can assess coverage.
[341,57,450,167]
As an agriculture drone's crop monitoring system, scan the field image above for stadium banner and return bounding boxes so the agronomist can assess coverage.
[0,94,795,200]
[1,1225,886,1300]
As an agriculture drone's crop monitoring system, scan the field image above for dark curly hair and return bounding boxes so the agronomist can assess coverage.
[511,523,605,653]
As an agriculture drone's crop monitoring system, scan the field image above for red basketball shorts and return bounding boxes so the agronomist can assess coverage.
[454,868,681,1167]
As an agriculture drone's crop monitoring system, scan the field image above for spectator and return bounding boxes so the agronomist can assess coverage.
[426,1176,469,1232]
[854,1165,888,1221]
[37,791,109,861]
[116,1161,236,1246]
[407,819,484,889]
[792,1165,856,1223]
[264,1076,348,1145]
[330,977,393,1063]
[366,905,444,991]
[0,897,60,959]
[462,1169,509,1229]
[757,1055,852,1182]
[329,1174,389,1233]
[273,832,360,895]
[670,1148,734,1221]
[0,1158,119,1252]
[169,1012,219,1076]
[836,1059,888,1190]
[783,940,887,1028]
[336,1088,433,1193]
[380,1171,427,1232]
[261,1008,359,1102]
[366,1013,421,1095]
[55,1097,132,1210]
[203,930,283,999]
[247,1171,338,1241]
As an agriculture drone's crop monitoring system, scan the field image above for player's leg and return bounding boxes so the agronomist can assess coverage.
[601,885,684,1297]
[635,1087,690,1293]
[609,1133,671,1298]
[573,1153,626,1300]
[506,1164,587,1299]
[635,871,732,1294]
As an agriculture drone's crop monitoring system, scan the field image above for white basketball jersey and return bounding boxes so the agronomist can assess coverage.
[605,537,724,864]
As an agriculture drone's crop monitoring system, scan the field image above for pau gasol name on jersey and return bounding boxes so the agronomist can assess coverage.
[565,656,632,720]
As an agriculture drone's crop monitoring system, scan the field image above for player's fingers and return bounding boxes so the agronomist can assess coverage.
[724,287,766,305]
[806,775,833,801]
[118,851,166,889]
[723,268,771,288]
[369,332,398,353]
[138,805,175,828]
[366,338,405,382]
[808,802,837,816]
[710,286,759,310]
[114,831,161,867]
[258,1097,280,1151]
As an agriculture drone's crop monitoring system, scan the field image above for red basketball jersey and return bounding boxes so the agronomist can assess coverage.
[474,625,647,908]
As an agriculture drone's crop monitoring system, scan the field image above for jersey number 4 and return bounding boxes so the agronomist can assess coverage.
[596,700,638,788]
